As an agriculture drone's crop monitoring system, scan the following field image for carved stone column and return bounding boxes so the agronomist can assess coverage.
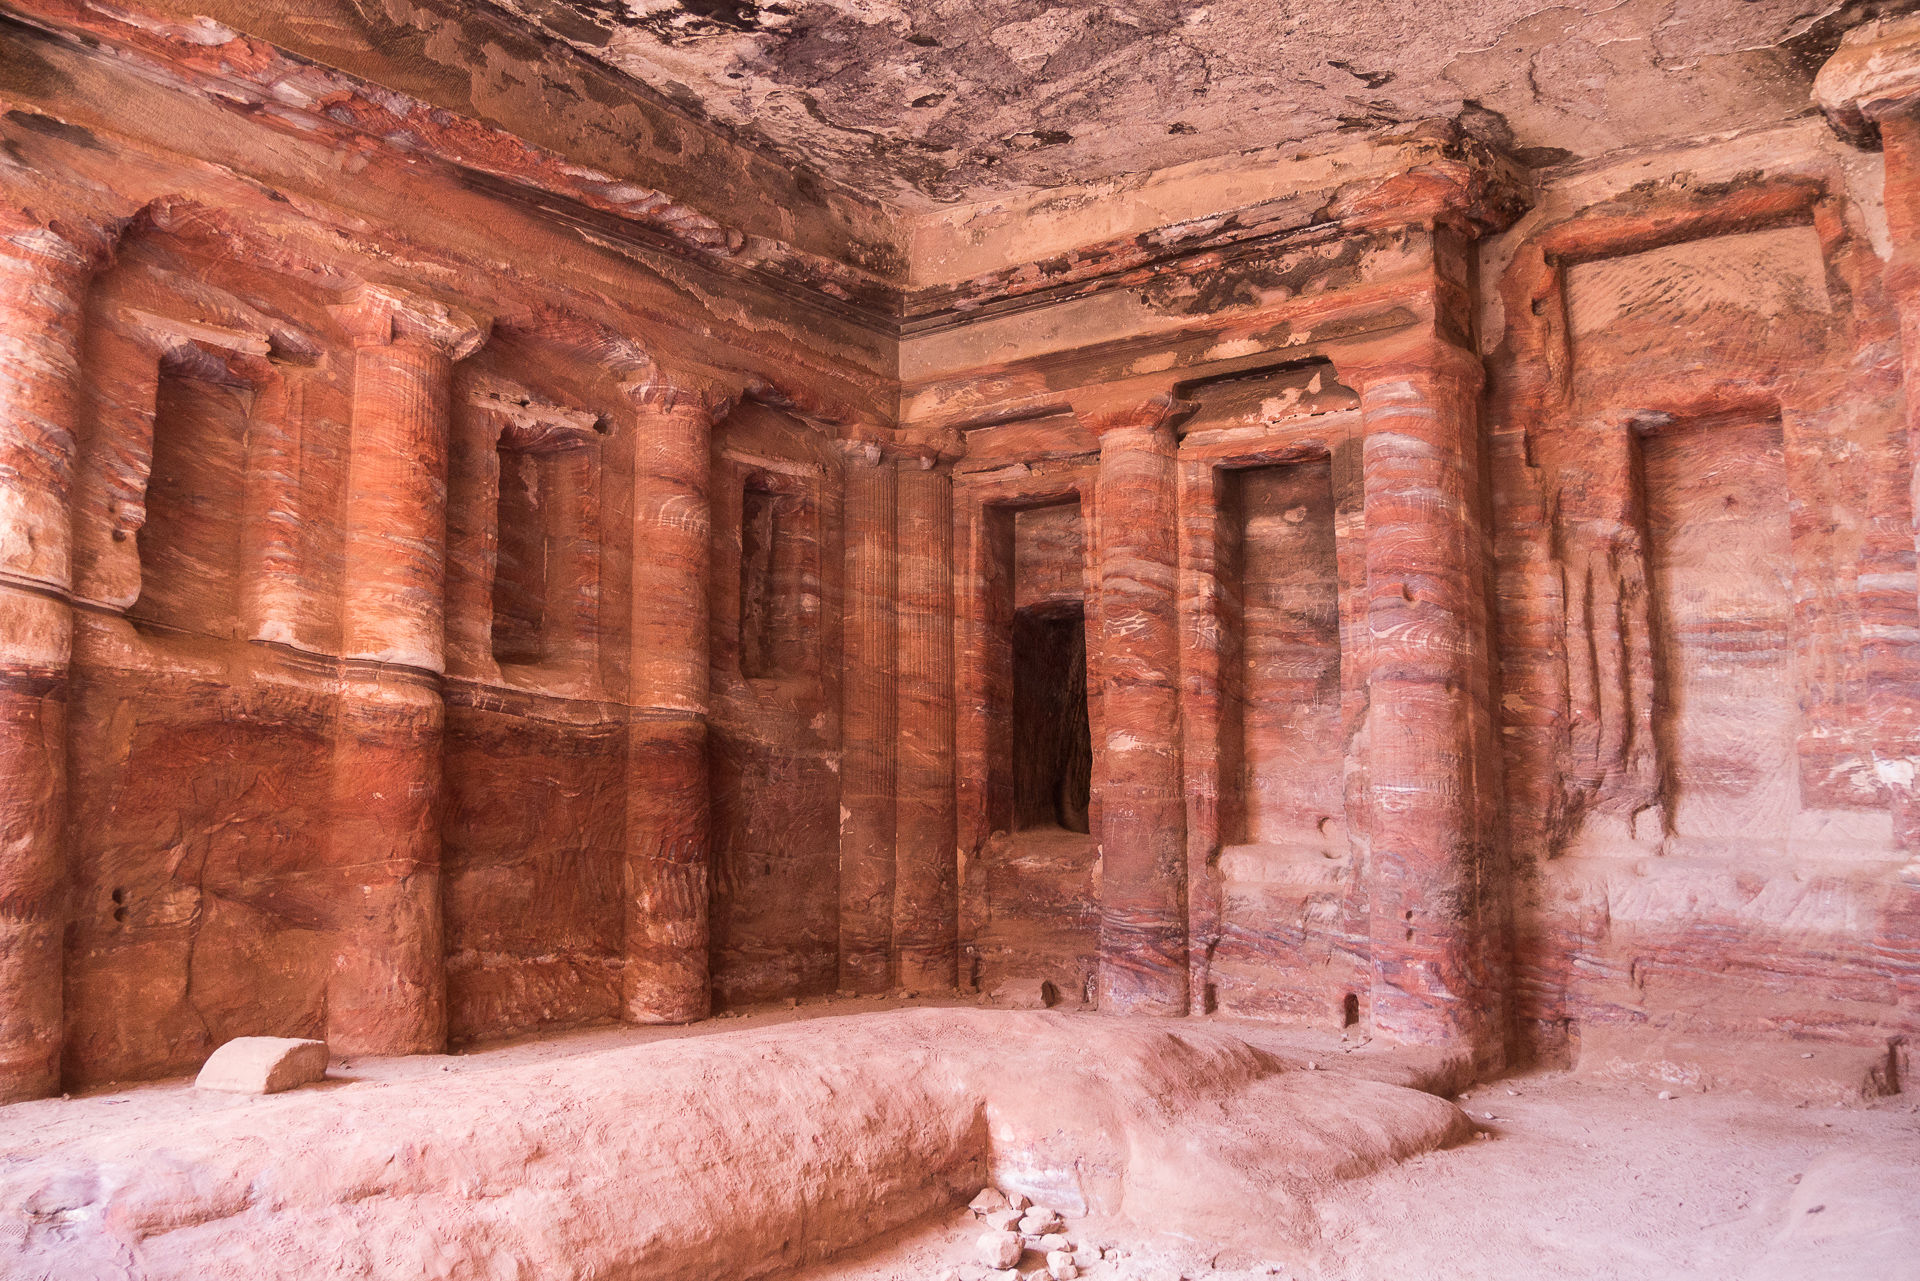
[237,362,305,648]
[0,211,110,1102]
[838,440,897,993]
[1080,394,1191,1016]
[623,379,731,1023]
[1817,18,1920,1018]
[894,431,961,992]
[325,286,485,1056]
[1346,343,1499,1060]
[1820,26,1920,654]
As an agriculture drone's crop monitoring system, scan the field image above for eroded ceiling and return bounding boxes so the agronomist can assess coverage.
[483,0,1895,210]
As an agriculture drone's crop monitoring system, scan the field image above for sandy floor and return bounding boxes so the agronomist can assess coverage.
[5,998,1916,1281]
[779,1046,1920,1281]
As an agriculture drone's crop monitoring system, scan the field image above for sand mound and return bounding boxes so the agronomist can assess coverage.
[0,1009,1465,1279]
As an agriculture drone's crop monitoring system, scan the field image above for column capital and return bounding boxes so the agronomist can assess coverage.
[469,379,602,452]
[835,437,888,468]
[1816,15,1920,147]
[1332,335,1485,395]
[891,424,966,470]
[330,285,487,358]
[624,369,738,423]
[1069,390,1198,443]
[0,205,120,275]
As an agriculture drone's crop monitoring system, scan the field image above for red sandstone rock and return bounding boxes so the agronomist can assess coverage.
[192,1035,328,1094]
[0,1010,1466,1278]
[1076,394,1193,1018]
[0,0,1913,1119]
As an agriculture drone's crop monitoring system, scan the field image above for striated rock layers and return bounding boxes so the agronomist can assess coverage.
[0,1010,1467,1279]
[0,0,1916,1118]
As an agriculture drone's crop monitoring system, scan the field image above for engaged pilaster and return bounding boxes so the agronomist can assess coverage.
[324,285,486,1056]
[0,209,113,1102]
[838,438,898,994]
[1346,342,1499,1061]
[622,375,733,1023]
[893,428,962,992]
[1078,393,1192,1017]
[1816,16,1920,1018]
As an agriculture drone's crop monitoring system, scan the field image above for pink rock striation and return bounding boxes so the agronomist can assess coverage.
[0,0,1910,1141]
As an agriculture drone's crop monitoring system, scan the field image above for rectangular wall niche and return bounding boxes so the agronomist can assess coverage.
[1641,417,1798,853]
[490,443,597,670]
[1011,502,1091,833]
[738,473,818,680]
[130,365,250,639]
[1208,455,1356,1025]
[1227,458,1346,857]
[491,449,547,665]
[1012,603,1091,833]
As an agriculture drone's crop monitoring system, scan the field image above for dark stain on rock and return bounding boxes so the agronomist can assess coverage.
[1328,60,1396,90]
[610,0,794,45]
[0,22,73,100]
[517,0,616,48]
[6,107,101,150]
[1514,145,1576,168]
[1135,235,1372,317]
[1338,112,1401,133]
[1006,130,1072,150]
[1456,100,1515,150]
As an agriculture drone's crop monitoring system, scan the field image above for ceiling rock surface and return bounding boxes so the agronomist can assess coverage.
[490,0,1876,207]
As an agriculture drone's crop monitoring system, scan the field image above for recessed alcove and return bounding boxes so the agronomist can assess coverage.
[738,473,818,681]
[1208,453,1358,1023]
[129,364,250,639]
[1227,456,1345,853]
[1011,601,1090,835]
[490,447,548,665]
[1639,415,1799,854]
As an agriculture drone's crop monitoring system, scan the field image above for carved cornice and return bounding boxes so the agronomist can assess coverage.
[329,286,488,359]
[0,0,1532,345]
[1816,15,1920,147]
[469,380,603,453]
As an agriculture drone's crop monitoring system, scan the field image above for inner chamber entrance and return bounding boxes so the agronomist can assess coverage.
[969,499,1099,1004]
[1012,600,1091,834]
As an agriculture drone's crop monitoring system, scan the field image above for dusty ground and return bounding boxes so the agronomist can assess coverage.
[3,998,1915,1281]
[775,1014,1920,1281]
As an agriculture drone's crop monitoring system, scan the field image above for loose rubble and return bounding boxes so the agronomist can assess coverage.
[948,1186,1144,1281]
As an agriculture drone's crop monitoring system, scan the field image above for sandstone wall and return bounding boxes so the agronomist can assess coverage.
[1,0,1918,1102]
[1484,115,1920,1067]
[0,0,888,1100]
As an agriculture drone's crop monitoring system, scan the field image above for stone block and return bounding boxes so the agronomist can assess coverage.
[990,978,1057,1010]
[194,1037,329,1095]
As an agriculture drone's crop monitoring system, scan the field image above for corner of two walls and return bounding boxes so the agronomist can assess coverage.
[4,0,1920,1107]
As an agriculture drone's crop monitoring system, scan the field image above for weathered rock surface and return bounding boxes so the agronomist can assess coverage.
[0,0,1914,1161]
[978,1230,1023,1268]
[0,1010,1466,1279]
[192,1037,329,1095]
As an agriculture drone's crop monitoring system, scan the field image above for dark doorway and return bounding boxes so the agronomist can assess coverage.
[1011,601,1092,833]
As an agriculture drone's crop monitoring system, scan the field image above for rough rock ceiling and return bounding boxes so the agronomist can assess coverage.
[489,0,1878,209]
